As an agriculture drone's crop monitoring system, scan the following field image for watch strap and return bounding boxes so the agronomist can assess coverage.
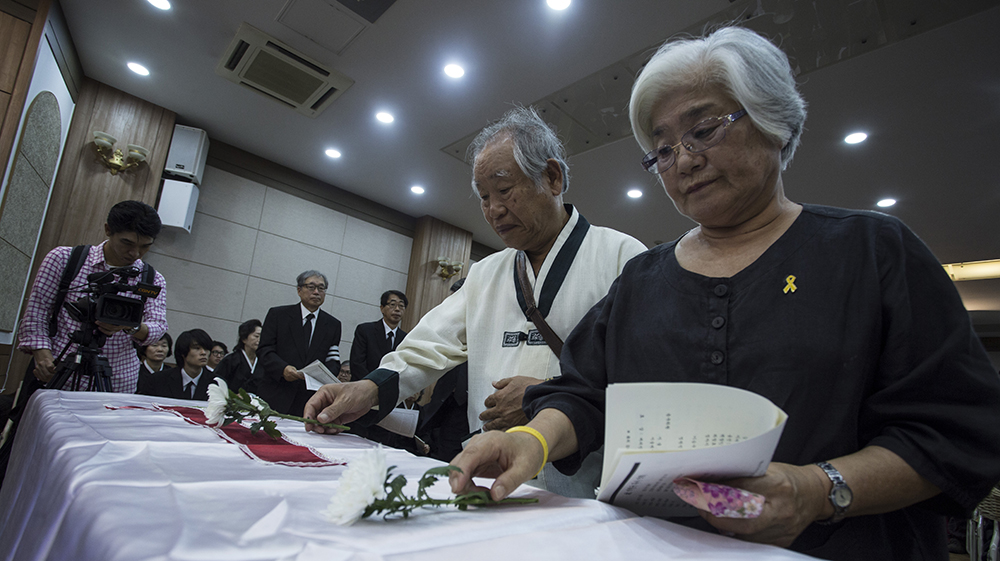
[815,461,851,525]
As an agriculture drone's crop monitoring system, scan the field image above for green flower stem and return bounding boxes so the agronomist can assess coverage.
[229,396,348,432]
[275,412,349,432]
[397,496,538,508]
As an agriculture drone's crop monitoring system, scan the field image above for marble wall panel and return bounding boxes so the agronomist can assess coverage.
[142,254,247,322]
[0,240,30,332]
[19,92,61,183]
[341,216,412,273]
[242,276,296,325]
[163,310,240,351]
[0,158,47,255]
[150,212,257,275]
[328,296,380,345]
[334,257,408,310]
[196,166,266,228]
[250,231,342,289]
[259,187,347,253]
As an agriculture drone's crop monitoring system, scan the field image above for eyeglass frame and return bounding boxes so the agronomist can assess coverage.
[299,283,327,293]
[641,109,748,174]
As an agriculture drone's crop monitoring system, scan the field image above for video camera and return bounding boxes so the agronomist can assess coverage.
[64,266,162,328]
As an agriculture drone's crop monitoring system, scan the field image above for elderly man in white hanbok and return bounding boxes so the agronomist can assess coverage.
[306,107,645,498]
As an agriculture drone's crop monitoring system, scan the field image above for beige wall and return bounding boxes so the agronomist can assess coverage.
[144,165,412,362]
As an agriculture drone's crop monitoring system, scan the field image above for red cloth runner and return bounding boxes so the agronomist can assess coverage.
[107,404,345,467]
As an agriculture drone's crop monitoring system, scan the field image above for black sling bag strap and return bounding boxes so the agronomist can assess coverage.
[49,245,91,338]
[514,250,564,359]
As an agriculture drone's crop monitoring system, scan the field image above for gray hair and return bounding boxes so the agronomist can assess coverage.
[296,270,328,287]
[629,26,807,170]
[468,106,571,194]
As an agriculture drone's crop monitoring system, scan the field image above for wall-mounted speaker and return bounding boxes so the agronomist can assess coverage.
[164,125,209,185]
[158,178,199,233]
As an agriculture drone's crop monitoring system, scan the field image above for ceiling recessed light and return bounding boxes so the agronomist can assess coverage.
[325,149,341,158]
[844,132,868,144]
[444,64,465,78]
[127,62,150,76]
[376,112,394,123]
[411,185,425,194]
[877,198,896,208]
[627,189,643,199]
[147,0,171,9]
[547,0,571,10]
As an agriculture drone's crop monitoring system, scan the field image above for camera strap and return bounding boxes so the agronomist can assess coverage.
[49,245,91,338]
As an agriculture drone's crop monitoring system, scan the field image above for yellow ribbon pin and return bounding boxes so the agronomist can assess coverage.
[783,275,797,294]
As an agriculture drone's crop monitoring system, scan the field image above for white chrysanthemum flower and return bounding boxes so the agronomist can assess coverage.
[324,446,388,525]
[204,378,229,426]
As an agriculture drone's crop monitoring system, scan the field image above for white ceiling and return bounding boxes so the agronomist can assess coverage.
[59,0,1000,312]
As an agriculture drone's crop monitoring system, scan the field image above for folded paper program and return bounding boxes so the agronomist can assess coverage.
[106,404,345,467]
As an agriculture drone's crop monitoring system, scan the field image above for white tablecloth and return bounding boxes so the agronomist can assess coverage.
[0,391,816,560]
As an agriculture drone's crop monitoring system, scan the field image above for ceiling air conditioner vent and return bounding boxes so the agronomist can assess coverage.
[215,23,354,118]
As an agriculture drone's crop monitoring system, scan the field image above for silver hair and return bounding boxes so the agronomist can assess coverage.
[468,106,571,194]
[629,26,807,170]
[296,270,328,287]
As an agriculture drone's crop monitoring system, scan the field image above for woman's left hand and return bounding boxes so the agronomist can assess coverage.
[699,462,830,547]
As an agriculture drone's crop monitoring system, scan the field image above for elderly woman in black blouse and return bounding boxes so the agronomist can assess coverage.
[450,27,1000,560]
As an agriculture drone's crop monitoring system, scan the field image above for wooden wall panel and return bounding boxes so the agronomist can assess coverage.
[0,0,47,188]
[36,78,174,252]
[0,13,30,92]
[401,215,472,333]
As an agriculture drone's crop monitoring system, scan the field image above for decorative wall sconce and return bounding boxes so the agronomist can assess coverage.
[93,131,149,175]
[436,257,463,280]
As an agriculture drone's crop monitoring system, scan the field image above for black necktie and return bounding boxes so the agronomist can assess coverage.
[303,313,315,346]
[185,381,194,399]
[387,330,394,349]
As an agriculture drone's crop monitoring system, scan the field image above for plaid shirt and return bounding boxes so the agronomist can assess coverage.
[17,242,168,393]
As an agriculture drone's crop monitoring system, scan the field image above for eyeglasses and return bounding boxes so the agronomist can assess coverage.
[299,283,327,292]
[641,109,747,174]
[383,301,406,310]
[210,350,225,356]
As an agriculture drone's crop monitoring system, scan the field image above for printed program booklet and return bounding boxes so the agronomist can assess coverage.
[597,383,787,517]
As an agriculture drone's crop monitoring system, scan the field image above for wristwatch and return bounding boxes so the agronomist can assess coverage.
[815,461,852,525]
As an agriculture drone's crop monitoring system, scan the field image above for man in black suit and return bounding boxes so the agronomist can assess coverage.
[257,270,342,415]
[350,290,408,381]
[137,329,214,400]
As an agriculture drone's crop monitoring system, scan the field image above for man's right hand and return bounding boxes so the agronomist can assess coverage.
[282,365,303,382]
[303,380,379,434]
[32,349,57,382]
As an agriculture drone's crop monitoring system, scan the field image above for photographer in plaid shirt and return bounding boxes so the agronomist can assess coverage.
[16,200,168,393]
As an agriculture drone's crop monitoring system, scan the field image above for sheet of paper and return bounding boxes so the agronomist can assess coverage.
[597,383,787,517]
[375,408,419,437]
[301,360,339,390]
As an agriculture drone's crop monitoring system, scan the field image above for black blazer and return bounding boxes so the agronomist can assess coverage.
[350,320,406,381]
[257,304,342,415]
[136,365,213,401]
[215,351,258,395]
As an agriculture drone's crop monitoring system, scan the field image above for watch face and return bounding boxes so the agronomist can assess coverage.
[832,486,853,508]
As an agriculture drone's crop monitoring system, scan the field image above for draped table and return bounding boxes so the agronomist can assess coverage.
[0,391,815,561]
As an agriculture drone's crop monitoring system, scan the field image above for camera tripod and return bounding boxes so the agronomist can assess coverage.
[47,324,114,392]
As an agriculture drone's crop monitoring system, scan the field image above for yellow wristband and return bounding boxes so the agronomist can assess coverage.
[506,426,549,479]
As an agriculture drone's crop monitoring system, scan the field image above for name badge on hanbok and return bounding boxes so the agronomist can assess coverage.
[502,329,547,347]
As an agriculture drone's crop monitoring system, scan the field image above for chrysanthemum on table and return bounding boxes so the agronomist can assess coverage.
[204,377,347,437]
[324,446,539,526]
